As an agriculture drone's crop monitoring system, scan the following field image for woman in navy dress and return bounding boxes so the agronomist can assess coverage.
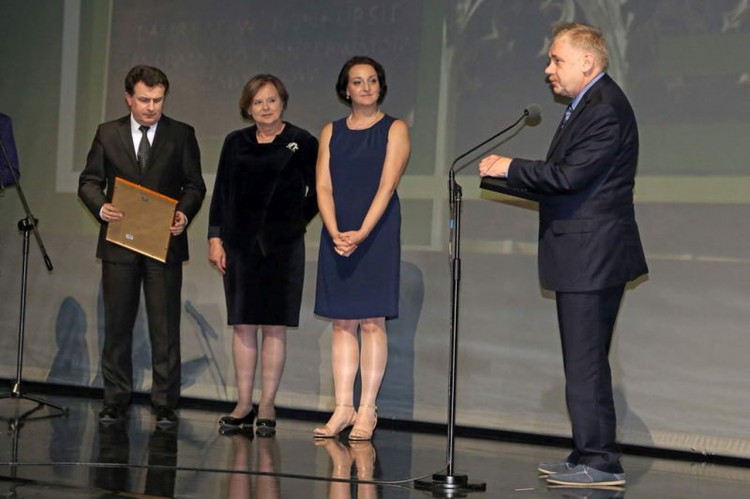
[313,56,410,440]
[208,74,318,434]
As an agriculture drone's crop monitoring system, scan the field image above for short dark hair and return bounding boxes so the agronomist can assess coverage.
[238,74,289,121]
[124,65,170,95]
[335,56,387,107]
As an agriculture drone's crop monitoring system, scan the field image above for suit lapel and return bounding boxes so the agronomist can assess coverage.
[546,117,568,159]
[117,117,141,177]
[545,76,608,160]
[146,116,171,177]
[546,107,577,159]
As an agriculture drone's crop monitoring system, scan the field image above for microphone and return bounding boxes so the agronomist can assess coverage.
[525,103,541,121]
[450,104,541,173]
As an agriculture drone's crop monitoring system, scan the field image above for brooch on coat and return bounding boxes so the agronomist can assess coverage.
[286,142,299,153]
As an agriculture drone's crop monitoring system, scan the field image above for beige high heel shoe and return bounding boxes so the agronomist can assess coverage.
[313,405,357,438]
[314,439,353,478]
[349,440,376,479]
[349,404,377,441]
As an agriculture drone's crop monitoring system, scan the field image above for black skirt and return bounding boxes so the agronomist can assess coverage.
[223,237,305,327]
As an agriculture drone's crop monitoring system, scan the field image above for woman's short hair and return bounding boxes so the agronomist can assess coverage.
[239,74,289,121]
[335,56,387,107]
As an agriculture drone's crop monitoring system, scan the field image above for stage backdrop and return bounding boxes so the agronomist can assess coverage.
[2,0,750,459]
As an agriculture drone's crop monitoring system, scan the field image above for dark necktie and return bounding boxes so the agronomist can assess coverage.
[560,104,574,129]
[137,125,151,171]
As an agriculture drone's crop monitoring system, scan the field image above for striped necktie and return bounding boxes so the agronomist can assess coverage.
[137,125,151,171]
[560,104,574,128]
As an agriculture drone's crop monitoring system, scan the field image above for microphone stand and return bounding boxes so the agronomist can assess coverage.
[415,109,531,496]
[1,403,66,493]
[0,132,68,419]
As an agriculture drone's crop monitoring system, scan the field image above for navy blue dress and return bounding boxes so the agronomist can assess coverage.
[315,115,401,320]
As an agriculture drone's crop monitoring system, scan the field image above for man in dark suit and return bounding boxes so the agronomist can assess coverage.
[479,23,648,487]
[0,113,20,189]
[79,65,206,427]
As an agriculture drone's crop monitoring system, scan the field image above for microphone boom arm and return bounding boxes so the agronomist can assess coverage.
[449,108,532,174]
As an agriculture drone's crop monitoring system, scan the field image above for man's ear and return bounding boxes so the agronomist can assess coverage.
[581,52,596,74]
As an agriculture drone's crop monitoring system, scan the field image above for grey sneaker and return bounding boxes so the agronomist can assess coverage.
[546,485,625,498]
[538,461,576,475]
[546,464,625,487]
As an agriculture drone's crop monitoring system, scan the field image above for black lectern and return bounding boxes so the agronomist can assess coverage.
[479,177,542,202]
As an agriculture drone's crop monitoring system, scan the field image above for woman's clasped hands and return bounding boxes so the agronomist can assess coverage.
[333,230,363,257]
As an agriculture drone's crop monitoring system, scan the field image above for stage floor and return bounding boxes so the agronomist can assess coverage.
[1,393,749,498]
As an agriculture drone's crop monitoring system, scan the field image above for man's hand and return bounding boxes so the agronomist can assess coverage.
[479,154,512,178]
[101,203,124,223]
[170,210,188,236]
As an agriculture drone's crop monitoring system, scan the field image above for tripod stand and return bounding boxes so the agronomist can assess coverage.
[1,402,68,499]
[0,118,68,418]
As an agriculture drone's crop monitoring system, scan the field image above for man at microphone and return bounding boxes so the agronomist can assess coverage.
[0,113,20,190]
[479,22,647,487]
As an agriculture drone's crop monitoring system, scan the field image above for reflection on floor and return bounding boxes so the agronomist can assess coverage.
[0,394,749,498]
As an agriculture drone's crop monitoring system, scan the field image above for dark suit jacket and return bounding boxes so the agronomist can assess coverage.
[507,74,648,292]
[0,113,20,188]
[78,115,206,264]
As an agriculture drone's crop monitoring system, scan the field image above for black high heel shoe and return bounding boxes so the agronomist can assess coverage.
[219,410,255,431]
[255,418,277,437]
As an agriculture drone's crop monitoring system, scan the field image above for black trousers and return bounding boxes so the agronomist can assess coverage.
[101,257,182,409]
[556,284,625,474]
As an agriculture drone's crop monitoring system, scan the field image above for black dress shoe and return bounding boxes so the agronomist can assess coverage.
[155,406,178,428]
[218,426,254,437]
[255,418,277,437]
[99,404,125,424]
[218,410,255,430]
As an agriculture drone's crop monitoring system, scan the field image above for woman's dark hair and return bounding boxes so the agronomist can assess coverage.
[124,65,170,95]
[238,74,289,122]
[335,56,387,107]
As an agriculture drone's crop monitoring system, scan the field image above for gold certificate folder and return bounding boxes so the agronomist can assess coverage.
[106,177,177,262]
